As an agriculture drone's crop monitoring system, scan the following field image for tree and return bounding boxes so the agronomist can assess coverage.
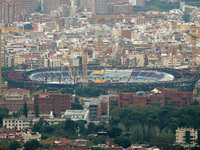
[87,122,96,133]
[53,109,60,117]
[9,141,21,150]
[108,126,122,138]
[23,102,28,117]
[172,145,185,150]
[190,100,199,106]
[0,108,9,124]
[91,147,107,150]
[0,142,10,150]
[74,97,79,103]
[71,103,83,110]
[150,134,175,150]
[36,106,39,117]
[24,139,43,150]
[32,123,41,132]
[65,119,78,134]
[114,136,131,148]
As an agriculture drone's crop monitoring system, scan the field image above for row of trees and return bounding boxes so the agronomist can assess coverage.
[0,139,49,150]
[60,87,107,97]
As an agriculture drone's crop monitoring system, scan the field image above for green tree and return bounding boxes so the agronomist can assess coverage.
[71,103,83,110]
[9,141,21,150]
[24,139,43,150]
[0,142,10,150]
[172,145,185,150]
[0,108,9,124]
[150,134,175,150]
[87,122,96,133]
[65,119,78,134]
[108,126,122,138]
[23,102,28,117]
[91,147,107,150]
[74,97,79,103]
[190,100,199,106]
[32,123,41,132]
[43,144,50,149]
[114,136,131,148]
[36,106,39,117]
[53,109,60,117]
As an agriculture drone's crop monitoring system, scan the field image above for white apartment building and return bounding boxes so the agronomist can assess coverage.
[3,116,66,130]
[3,117,30,130]
[176,127,200,149]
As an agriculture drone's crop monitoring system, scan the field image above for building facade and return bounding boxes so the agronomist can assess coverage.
[118,87,193,108]
[43,0,60,14]
[3,116,66,130]
[34,93,72,114]
[176,127,200,149]
[0,88,33,112]
[15,0,36,15]
[0,1,20,24]
[3,117,30,130]
[21,132,41,142]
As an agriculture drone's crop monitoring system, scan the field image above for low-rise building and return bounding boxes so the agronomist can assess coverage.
[0,133,23,144]
[62,110,89,122]
[97,139,124,150]
[20,132,41,142]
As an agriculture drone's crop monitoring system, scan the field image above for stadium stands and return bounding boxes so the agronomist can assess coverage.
[29,70,173,83]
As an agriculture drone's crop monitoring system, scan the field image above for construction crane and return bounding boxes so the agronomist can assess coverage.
[127,59,140,83]
[53,19,76,86]
[87,14,164,66]
[53,18,64,48]
[82,47,88,87]
[167,45,178,69]
[164,23,200,71]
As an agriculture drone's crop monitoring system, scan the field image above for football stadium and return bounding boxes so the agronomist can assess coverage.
[3,67,199,91]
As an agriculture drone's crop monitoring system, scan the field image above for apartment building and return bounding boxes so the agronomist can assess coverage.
[3,116,66,130]
[0,1,20,24]
[3,117,30,130]
[43,0,60,14]
[162,58,181,68]
[44,57,62,67]
[176,127,200,149]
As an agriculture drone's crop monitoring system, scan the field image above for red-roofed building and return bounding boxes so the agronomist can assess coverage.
[34,92,72,114]
[0,133,23,144]
[44,137,71,150]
